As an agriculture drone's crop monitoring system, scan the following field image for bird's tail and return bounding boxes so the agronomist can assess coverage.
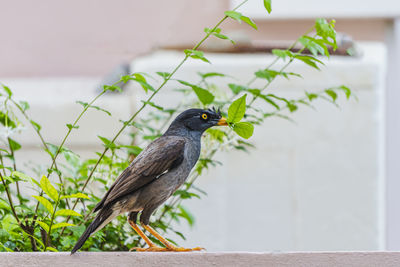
[71,207,116,254]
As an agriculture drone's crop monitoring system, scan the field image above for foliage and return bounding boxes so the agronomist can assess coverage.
[0,0,354,252]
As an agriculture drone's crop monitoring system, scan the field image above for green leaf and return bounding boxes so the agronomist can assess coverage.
[272,49,292,60]
[287,102,298,112]
[51,222,75,229]
[8,138,21,151]
[338,85,351,99]
[0,242,13,252]
[184,49,211,64]
[241,15,257,30]
[45,143,58,157]
[263,0,272,13]
[98,135,117,150]
[299,36,328,57]
[40,175,59,202]
[120,75,132,83]
[32,195,54,214]
[120,145,143,156]
[305,91,318,101]
[76,101,111,116]
[131,73,154,92]
[30,120,41,131]
[247,89,280,110]
[315,18,337,49]
[198,72,226,79]
[141,101,164,110]
[255,69,279,82]
[224,10,242,21]
[66,124,79,130]
[224,11,257,30]
[103,85,122,92]
[267,94,297,112]
[36,220,50,233]
[0,112,16,128]
[2,175,14,183]
[11,171,30,182]
[295,55,324,70]
[19,101,30,111]
[0,198,11,211]
[233,122,254,139]
[325,89,337,101]
[206,128,226,143]
[76,101,88,108]
[214,32,236,44]
[178,205,195,227]
[228,94,247,123]
[192,86,214,105]
[62,149,80,167]
[55,209,82,217]
[204,28,235,44]
[1,214,18,232]
[177,80,214,105]
[61,193,90,200]
[46,247,59,252]
[173,190,200,199]
[156,72,171,80]
[2,84,12,97]
[228,83,247,95]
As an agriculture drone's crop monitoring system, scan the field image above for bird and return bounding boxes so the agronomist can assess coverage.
[71,108,228,254]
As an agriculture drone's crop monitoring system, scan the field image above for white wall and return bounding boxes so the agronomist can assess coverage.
[131,43,386,251]
[231,0,400,19]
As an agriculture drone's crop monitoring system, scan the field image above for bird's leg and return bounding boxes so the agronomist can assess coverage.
[142,224,204,252]
[128,219,167,252]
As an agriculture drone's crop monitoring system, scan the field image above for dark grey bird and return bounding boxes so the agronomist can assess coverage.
[71,108,228,254]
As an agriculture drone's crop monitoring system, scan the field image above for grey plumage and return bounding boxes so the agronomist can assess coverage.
[71,108,225,254]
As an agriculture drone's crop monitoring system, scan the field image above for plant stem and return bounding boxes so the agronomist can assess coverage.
[245,25,315,88]
[249,34,318,106]
[0,172,21,225]
[10,99,71,209]
[6,137,22,205]
[44,192,61,251]
[31,89,107,228]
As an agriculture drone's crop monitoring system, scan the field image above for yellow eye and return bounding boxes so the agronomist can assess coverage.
[201,113,208,120]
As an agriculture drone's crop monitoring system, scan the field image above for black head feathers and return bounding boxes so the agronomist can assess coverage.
[166,108,225,135]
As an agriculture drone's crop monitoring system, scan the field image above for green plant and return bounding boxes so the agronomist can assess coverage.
[0,1,353,252]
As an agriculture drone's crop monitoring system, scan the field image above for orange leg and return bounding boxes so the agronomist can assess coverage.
[142,224,204,252]
[128,219,167,252]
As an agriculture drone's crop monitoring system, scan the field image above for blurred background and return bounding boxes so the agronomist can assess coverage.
[0,0,399,252]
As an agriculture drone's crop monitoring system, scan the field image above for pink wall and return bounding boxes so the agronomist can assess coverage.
[0,0,387,77]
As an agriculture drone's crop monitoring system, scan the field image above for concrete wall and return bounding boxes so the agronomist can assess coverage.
[0,0,388,77]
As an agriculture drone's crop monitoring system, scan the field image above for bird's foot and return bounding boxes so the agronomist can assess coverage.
[130,245,205,252]
[165,245,205,252]
[130,245,168,252]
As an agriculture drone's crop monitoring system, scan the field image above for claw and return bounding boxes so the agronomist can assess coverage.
[130,246,168,252]
[166,246,205,252]
[130,245,205,252]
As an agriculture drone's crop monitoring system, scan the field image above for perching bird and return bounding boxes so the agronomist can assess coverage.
[71,108,227,254]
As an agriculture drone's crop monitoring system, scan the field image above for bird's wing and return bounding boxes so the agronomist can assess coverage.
[94,136,186,210]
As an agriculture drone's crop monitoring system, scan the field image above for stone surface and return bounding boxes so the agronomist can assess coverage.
[2,252,400,267]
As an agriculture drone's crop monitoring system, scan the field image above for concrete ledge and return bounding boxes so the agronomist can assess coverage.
[1,252,400,267]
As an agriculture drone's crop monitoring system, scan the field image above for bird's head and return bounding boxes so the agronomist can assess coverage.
[167,108,228,135]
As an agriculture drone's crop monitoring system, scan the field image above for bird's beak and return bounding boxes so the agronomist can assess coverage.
[217,117,228,126]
